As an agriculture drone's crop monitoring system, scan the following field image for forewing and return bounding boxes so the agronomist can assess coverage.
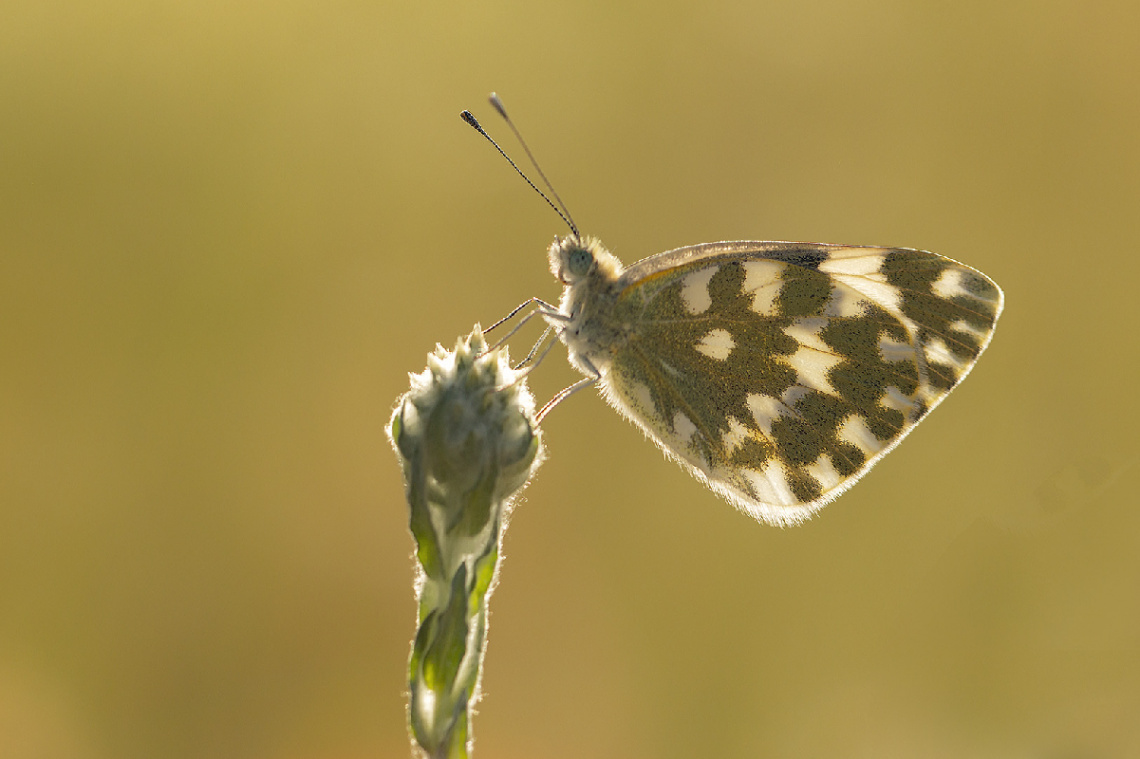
[599,242,1003,525]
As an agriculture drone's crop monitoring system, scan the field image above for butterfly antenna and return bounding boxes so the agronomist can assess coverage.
[461,96,579,237]
[487,94,578,236]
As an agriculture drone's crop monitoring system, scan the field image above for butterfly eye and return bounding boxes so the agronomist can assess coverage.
[566,247,594,278]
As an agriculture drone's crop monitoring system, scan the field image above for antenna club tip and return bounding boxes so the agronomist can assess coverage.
[464,94,578,236]
[489,93,507,118]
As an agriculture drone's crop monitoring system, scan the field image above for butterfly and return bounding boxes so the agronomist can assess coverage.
[539,235,1003,525]
[465,98,1004,526]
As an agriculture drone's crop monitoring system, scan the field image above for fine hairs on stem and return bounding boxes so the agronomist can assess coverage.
[389,329,544,759]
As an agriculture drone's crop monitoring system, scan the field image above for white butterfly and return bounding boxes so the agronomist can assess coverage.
[543,234,1002,525]
[465,95,1003,525]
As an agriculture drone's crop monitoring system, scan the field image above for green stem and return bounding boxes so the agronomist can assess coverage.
[389,328,544,759]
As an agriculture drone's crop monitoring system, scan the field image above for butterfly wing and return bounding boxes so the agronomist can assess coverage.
[597,241,1004,525]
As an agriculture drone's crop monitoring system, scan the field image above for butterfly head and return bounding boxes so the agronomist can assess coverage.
[548,235,623,286]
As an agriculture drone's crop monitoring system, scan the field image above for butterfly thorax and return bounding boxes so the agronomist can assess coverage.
[548,235,632,375]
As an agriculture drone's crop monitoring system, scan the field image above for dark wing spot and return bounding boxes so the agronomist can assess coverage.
[786,468,823,503]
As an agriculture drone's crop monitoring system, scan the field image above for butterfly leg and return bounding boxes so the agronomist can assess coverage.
[511,325,554,370]
[536,355,600,423]
[483,297,560,340]
[480,301,561,380]
[493,326,564,397]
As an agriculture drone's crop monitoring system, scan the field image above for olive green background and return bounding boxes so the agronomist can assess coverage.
[3,2,1138,757]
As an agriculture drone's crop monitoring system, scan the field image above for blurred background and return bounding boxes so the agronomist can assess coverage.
[3,1,1138,757]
